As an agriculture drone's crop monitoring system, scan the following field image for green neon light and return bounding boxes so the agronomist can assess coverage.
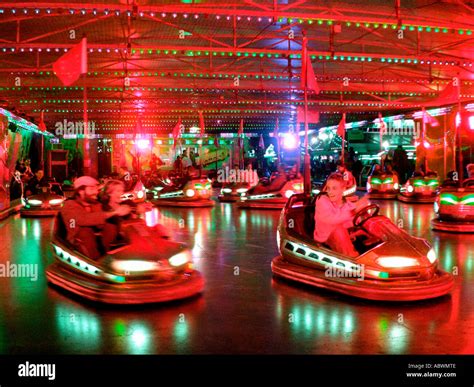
[427,180,439,187]
[413,180,425,187]
[440,194,458,205]
[383,178,393,184]
[371,178,382,184]
[461,194,474,205]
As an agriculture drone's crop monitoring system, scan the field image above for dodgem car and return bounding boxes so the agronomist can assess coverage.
[367,173,400,199]
[218,182,251,202]
[237,178,304,209]
[431,178,474,232]
[398,173,440,203]
[20,183,65,217]
[271,193,453,301]
[151,178,214,207]
[46,215,204,304]
[121,179,147,203]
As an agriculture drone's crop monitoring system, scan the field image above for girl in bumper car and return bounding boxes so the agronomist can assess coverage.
[313,173,370,257]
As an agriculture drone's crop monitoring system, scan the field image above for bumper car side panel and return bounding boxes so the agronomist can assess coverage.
[398,194,437,203]
[431,218,474,233]
[20,208,60,217]
[217,194,239,202]
[46,262,204,304]
[271,256,453,301]
[237,197,287,209]
[152,198,215,207]
[368,192,398,200]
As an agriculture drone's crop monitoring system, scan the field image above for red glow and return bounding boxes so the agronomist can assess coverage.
[469,116,474,130]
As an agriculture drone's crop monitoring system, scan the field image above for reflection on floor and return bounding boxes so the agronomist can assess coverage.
[0,199,472,354]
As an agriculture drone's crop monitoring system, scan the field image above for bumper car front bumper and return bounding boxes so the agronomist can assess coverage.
[151,197,215,207]
[20,207,61,217]
[398,193,437,203]
[46,262,204,304]
[271,255,453,302]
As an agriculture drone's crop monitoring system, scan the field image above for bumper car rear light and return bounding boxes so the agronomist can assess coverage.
[222,188,232,194]
[28,199,43,206]
[237,188,248,193]
[49,199,63,206]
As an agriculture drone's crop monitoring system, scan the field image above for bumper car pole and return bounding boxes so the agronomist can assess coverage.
[302,34,311,196]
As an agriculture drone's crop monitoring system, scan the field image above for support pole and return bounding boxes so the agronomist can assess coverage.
[82,76,90,176]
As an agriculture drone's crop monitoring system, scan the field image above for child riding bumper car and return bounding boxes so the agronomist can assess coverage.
[272,193,453,301]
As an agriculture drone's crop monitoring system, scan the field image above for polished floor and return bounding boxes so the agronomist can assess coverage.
[0,198,473,354]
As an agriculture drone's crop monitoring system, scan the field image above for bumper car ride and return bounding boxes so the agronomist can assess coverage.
[218,182,251,202]
[151,178,214,207]
[145,178,174,200]
[121,180,147,203]
[398,176,439,203]
[431,179,474,232]
[367,175,399,199]
[272,193,453,301]
[237,179,303,209]
[46,218,204,304]
[20,188,65,217]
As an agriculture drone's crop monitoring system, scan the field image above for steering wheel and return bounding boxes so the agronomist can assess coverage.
[463,178,474,188]
[353,204,380,227]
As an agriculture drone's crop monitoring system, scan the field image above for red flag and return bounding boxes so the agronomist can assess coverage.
[53,38,88,86]
[259,134,265,149]
[214,135,220,148]
[38,111,46,132]
[423,110,439,127]
[172,117,182,149]
[337,113,346,138]
[198,111,205,136]
[378,113,386,151]
[297,107,319,124]
[378,112,387,133]
[237,119,244,148]
[273,118,279,138]
[300,36,320,93]
[425,80,461,107]
[438,80,460,104]
[238,119,244,136]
